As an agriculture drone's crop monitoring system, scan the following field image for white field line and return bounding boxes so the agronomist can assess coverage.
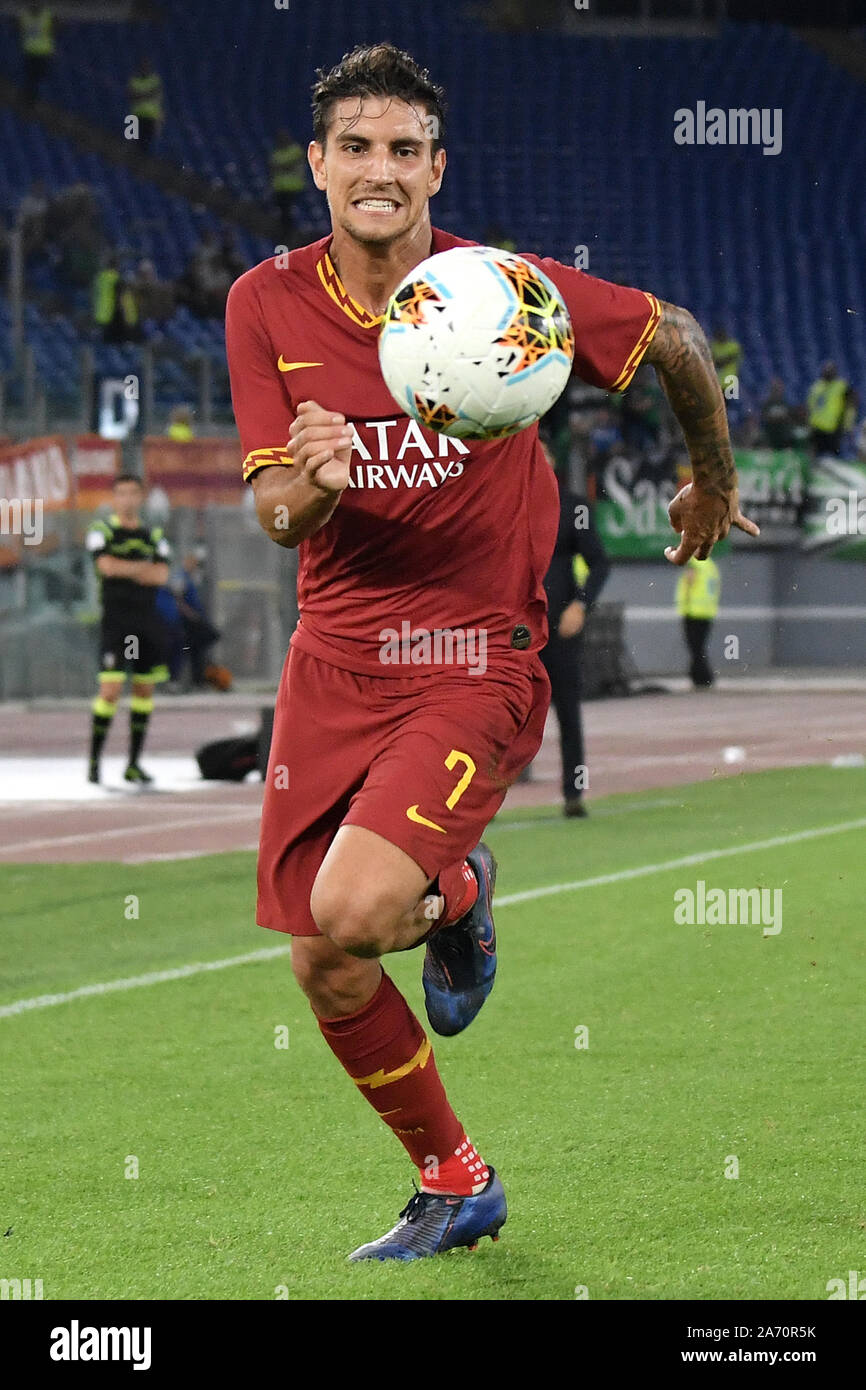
[0,948,294,1018]
[0,809,261,856]
[495,817,866,906]
[494,798,682,830]
[2,816,865,1021]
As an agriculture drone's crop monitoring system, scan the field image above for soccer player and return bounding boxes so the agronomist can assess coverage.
[86,473,171,785]
[225,43,758,1262]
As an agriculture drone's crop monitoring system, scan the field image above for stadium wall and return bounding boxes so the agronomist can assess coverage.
[608,553,866,675]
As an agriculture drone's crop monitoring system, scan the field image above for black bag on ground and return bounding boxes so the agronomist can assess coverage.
[195,736,259,781]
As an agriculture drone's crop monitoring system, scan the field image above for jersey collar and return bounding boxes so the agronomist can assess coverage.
[315,229,447,330]
[316,247,384,329]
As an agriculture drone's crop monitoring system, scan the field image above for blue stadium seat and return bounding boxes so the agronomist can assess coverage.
[0,7,863,408]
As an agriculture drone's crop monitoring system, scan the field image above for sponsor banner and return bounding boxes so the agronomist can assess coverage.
[802,456,866,560]
[730,447,807,544]
[593,449,808,558]
[70,435,121,510]
[142,437,244,506]
[592,455,684,559]
[0,435,72,511]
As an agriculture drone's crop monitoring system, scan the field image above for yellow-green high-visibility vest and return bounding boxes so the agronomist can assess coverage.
[129,73,164,122]
[20,8,54,56]
[119,286,139,327]
[712,337,742,384]
[676,556,720,619]
[92,267,119,325]
[270,143,305,194]
[807,378,847,433]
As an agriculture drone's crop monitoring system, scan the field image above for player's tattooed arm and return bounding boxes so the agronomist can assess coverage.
[643,300,759,563]
[644,301,734,496]
[251,401,354,548]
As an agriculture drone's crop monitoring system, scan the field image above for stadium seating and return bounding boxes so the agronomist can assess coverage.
[0,6,864,411]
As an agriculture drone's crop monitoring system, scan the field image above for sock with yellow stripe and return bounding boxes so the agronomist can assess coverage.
[128,695,154,767]
[89,696,116,772]
[428,858,479,930]
[317,971,485,1195]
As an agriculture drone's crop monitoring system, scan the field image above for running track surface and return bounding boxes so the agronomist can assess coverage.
[0,688,863,865]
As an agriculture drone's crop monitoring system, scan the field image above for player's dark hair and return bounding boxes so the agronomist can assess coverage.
[311,43,446,153]
[113,472,144,488]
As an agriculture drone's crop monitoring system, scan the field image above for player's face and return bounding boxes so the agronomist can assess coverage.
[309,96,445,246]
[113,482,143,521]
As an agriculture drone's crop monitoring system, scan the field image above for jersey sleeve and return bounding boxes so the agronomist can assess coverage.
[225,270,295,483]
[529,256,661,393]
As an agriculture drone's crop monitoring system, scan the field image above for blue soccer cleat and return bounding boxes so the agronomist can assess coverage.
[347,1170,506,1262]
[423,843,497,1037]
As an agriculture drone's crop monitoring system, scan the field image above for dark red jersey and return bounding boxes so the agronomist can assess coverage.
[225,227,660,677]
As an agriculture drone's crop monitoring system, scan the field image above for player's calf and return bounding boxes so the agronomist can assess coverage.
[290,935,381,1018]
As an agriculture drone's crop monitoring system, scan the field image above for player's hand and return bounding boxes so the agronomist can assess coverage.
[289,400,354,495]
[558,600,586,639]
[664,481,760,565]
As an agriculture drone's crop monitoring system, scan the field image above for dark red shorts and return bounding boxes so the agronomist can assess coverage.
[256,646,551,935]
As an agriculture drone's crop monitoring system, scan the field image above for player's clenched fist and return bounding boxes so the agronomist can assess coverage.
[290,400,354,495]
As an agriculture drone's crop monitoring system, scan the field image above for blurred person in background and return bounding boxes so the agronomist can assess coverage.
[619,362,663,455]
[759,377,795,450]
[85,474,171,785]
[710,323,742,397]
[14,179,49,257]
[167,404,195,441]
[676,555,720,689]
[92,255,141,343]
[269,130,306,243]
[157,551,223,689]
[550,407,592,495]
[540,442,611,817]
[180,229,243,317]
[127,56,164,154]
[19,3,54,103]
[588,405,623,470]
[807,361,857,457]
[134,258,175,321]
[175,551,222,688]
[50,183,105,289]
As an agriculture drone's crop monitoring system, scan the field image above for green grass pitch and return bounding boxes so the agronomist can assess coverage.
[1,764,864,1301]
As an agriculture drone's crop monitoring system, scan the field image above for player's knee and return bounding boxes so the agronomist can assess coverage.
[309,878,391,957]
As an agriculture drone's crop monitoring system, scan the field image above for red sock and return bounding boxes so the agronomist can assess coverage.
[318,971,472,1184]
[434,858,479,928]
[421,1133,491,1197]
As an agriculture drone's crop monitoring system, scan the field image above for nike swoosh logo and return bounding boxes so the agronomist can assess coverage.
[406,805,446,834]
[277,357,324,372]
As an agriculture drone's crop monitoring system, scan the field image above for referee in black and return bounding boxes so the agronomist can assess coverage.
[540,442,611,817]
[86,474,170,784]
